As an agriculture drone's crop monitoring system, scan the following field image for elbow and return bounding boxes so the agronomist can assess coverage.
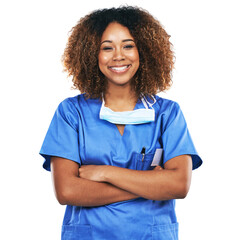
[54,187,72,205]
[175,182,191,199]
[55,191,68,205]
[174,170,192,199]
[176,188,188,199]
[57,196,68,206]
[153,182,190,201]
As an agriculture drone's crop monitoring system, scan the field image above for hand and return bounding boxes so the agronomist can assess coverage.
[79,165,108,182]
[153,166,163,171]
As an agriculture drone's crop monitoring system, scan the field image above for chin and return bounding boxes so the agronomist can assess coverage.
[108,78,132,87]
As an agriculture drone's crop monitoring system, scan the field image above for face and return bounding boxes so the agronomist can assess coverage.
[98,22,140,87]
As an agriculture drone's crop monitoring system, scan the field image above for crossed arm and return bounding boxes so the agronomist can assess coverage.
[51,155,192,207]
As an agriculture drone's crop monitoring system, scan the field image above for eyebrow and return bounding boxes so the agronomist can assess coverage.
[100,39,134,45]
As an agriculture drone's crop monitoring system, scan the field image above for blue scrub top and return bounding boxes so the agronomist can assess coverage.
[40,94,202,240]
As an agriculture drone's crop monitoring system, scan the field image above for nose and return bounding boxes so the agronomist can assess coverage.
[113,47,125,61]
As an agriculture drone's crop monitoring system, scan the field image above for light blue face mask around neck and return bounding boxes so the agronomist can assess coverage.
[99,94,156,125]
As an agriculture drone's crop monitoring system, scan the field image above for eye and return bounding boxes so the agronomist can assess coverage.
[124,45,135,49]
[102,46,113,51]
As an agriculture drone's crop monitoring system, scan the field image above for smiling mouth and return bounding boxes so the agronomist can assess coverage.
[108,65,131,73]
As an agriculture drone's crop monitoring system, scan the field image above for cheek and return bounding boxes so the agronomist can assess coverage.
[98,53,110,75]
[127,50,139,63]
[98,53,109,66]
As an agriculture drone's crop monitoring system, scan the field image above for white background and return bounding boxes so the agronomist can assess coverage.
[1,0,239,239]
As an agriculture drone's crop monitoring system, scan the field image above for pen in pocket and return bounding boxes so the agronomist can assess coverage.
[141,147,146,162]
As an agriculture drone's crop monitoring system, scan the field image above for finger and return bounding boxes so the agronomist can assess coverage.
[78,167,83,176]
[79,165,87,172]
[154,166,163,170]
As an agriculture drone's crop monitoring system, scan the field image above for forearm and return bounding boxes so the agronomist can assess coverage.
[51,157,138,207]
[101,155,192,201]
[57,176,138,207]
[104,167,186,200]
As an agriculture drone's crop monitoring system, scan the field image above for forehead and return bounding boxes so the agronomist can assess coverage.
[101,22,134,42]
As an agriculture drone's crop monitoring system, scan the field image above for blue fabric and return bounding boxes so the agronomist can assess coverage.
[40,94,202,240]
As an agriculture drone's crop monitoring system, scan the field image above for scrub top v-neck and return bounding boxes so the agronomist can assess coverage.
[40,94,202,240]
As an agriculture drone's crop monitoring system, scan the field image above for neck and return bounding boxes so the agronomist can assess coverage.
[104,83,138,111]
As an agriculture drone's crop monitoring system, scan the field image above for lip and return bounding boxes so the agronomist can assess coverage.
[108,64,131,73]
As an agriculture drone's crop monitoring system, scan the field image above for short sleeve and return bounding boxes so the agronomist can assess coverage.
[39,99,81,171]
[161,102,202,170]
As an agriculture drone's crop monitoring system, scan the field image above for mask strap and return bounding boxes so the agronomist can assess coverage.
[141,95,149,109]
[141,94,156,109]
[148,95,156,108]
[101,93,106,105]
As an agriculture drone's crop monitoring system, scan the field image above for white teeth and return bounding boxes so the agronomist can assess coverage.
[110,65,129,71]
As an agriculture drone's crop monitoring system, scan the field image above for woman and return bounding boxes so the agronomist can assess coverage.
[40,6,202,240]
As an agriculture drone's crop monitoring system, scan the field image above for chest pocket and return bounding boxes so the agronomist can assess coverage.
[133,152,155,170]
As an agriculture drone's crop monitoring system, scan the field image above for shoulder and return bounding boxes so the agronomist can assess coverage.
[154,96,186,132]
[54,94,87,129]
[60,94,84,107]
[154,95,181,114]
[60,93,100,108]
[153,95,184,129]
[57,94,101,121]
[58,93,91,112]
